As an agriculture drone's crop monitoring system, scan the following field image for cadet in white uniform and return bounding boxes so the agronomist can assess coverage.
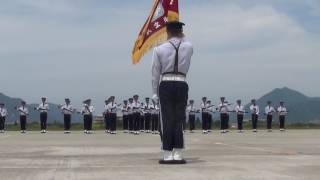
[16,101,29,133]
[60,98,74,133]
[235,100,245,133]
[151,21,193,164]
[265,101,276,132]
[106,96,118,134]
[143,97,153,133]
[201,97,209,134]
[186,100,197,133]
[81,99,94,134]
[151,100,160,134]
[103,99,110,133]
[132,95,142,135]
[277,101,288,131]
[0,103,8,133]
[250,99,260,132]
[35,97,49,133]
[219,97,229,133]
[128,98,134,133]
[122,100,130,133]
[206,100,215,132]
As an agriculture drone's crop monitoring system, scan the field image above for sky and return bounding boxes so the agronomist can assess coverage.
[1,0,320,112]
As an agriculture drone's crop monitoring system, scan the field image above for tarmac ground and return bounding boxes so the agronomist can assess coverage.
[0,130,319,180]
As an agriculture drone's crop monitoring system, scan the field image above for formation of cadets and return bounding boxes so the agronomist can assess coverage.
[0,95,160,134]
[186,97,288,134]
[0,96,288,134]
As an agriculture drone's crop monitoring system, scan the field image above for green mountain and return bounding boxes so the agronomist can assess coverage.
[0,93,81,123]
[245,87,320,123]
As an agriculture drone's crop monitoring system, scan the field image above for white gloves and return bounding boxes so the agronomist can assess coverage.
[152,94,159,104]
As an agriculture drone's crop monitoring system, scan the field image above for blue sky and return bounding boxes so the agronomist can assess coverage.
[1,0,320,112]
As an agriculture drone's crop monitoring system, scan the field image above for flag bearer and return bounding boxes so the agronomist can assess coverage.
[143,97,153,133]
[235,100,245,133]
[151,21,193,164]
[35,97,49,133]
[122,100,130,133]
[250,99,260,132]
[277,101,288,131]
[265,101,275,132]
[81,99,94,134]
[186,100,197,133]
[0,103,8,133]
[106,96,118,134]
[16,101,29,133]
[151,100,160,134]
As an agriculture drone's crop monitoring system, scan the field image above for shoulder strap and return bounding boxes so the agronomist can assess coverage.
[168,41,182,74]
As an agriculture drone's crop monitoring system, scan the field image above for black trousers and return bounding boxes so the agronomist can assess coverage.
[40,112,47,130]
[226,114,230,129]
[220,113,228,130]
[0,116,5,130]
[20,115,27,130]
[109,113,117,131]
[159,81,188,151]
[64,114,71,131]
[123,114,129,130]
[144,113,151,131]
[104,113,110,130]
[189,114,195,131]
[128,114,134,131]
[252,114,258,129]
[151,113,159,131]
[84,115,92,131]
[202,112,208,130]
[133,112,140,131]
[237,114,244,130]
[267,115,273,130]
[279,115,286,129]
[208,114,212,130]
[139,114,145,130]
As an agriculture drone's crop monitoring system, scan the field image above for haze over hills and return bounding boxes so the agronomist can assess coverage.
[0,93,81,123]
[1,87,320,123]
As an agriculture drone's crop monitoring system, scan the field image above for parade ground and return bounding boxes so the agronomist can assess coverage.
[0,130,319,180]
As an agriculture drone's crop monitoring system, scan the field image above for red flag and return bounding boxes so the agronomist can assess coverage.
[132,0,179,64]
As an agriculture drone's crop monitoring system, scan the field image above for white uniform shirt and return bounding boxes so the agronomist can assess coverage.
[37,103,49,113]
[0,108,8,117]
[82,105,94,115]
[61,104,73,115]
[265,106,275,115]
[131,100,142,113]
[151,104,159,115]
[201,102,208,113]
[121,104,130,116]
[151,37,193,95]
[106,102,118,114]
[277,106,287,116]
[143,102,153,114]
[186,104,197,115]
[17,106,29,116]
[250,105,260,115]
[206,104,215,113]
[235,105,245,115]
[219,102,229,114]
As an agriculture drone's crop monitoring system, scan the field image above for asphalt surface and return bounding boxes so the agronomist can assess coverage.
[0,130,319,180]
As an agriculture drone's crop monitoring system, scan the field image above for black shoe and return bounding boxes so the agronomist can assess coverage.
[159,159,187,164]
